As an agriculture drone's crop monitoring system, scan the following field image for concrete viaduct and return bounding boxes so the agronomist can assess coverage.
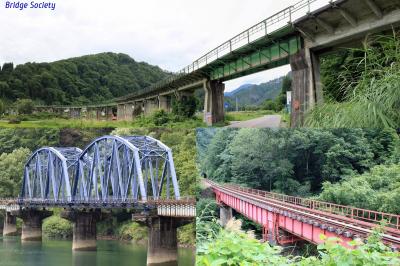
[0,135,195,266]
[34,0,400,125]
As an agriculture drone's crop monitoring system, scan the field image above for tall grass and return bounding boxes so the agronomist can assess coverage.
[306,30,400,128]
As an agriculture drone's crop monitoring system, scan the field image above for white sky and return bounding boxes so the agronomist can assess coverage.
[0,0,295,92]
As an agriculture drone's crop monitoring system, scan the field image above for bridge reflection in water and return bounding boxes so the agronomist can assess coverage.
[206,179,400,250]
[0,135,195,266]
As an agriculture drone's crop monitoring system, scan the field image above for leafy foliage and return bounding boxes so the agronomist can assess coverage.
[306,31,400,128]
[16,99,34,114]
[0,53,170,105]
[198,128,398,196]
[196,216,400,266]
[0,147,31,197]
[319,164,400,214]
[42,216,73,239]
[172,95,198,118]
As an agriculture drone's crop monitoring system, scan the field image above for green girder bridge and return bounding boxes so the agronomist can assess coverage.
[35,0,400,126]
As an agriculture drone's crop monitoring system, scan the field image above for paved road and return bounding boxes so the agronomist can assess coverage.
[227,115,281,128]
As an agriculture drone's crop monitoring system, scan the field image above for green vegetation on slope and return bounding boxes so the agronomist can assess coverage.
[306,31,400,128]
[0,52,170,106]
[196,216,400,266]
[197,128,399,204]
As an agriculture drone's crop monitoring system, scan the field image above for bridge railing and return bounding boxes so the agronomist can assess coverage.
[1,196,195,206]
[117,0,333,101]
[215,181,400,230]
[181,0,331,74]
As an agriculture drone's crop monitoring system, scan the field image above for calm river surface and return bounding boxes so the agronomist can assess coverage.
[0,237,195,266]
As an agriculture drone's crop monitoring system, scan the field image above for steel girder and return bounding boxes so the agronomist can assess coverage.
[21,147,82,201]
[20,136,180,203]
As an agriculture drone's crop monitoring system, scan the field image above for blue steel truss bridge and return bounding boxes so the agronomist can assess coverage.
[0,135,195,265]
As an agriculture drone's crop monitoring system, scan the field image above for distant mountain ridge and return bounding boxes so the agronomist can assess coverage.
[224,76,284,109]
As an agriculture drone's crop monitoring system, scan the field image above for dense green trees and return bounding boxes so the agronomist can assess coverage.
[0,53,170,106]
[197,128,399,198]
[320,164,400,214]
[0,148,31,197]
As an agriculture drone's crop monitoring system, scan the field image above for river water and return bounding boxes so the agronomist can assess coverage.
[0,237,195,266]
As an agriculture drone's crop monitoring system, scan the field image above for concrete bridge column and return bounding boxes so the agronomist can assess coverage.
[289,41,323,127]
[117,104,126,120]
[16,209,53,241]
[158,96,171,112]
[61,210,101,251]
[203,80,225,126]
[105,106,114,120]
[144,99,158,116]
[132,101,143,117]
[3,211,17,236]
[125,103,133,120]
[145,217,191,266]
[219,205,233,227]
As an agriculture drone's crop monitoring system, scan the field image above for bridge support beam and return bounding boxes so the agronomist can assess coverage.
[290,43,322,127]
[144,216,191,266]
[203,80,225,126]
[61,210,101,251]
[219,205,232,227]
[15,209,53,241]
[3,211,18,236]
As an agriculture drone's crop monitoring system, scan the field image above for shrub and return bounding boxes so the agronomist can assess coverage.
[116,221,147,242]
[172,95,197,118]
[16,99,34,115]
[8,117,21,124]
[42,216,72,239]
[152,110,170,126]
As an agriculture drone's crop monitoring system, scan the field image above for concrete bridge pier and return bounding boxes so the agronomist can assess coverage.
[61,209,101,251]
[158,95,171,112]
[14,209,53,241]
[219,205,233,227]
[3,211,18,236]
[117,104,126,120]
[203,80,225,126]
[145,216,191,266]
[105,106,114,120]
[289,42,323,127]
[144,99,159,116]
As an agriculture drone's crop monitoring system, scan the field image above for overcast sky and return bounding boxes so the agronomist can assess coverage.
[0,0,296,92]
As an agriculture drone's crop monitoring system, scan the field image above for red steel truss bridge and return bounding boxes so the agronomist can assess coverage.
[206,179,400,250]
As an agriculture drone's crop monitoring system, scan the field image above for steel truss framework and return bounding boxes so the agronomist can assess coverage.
[20,136,180,203]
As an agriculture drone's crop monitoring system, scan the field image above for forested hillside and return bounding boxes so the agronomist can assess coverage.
[0,53,170,105]
[224,77,283,110]
[197,128,400,213]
